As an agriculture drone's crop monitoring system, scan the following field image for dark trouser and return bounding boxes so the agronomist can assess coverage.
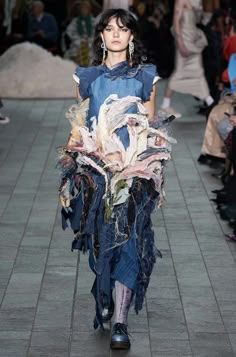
[29,35,56,50]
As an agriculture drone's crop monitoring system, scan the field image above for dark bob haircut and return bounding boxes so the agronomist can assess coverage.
[92,8,144,66]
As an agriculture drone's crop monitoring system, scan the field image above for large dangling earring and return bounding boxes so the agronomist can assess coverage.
[101,41,107,65]
[129,41,134,67]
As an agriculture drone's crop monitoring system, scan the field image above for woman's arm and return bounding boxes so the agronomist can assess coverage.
[76,85,83,101]
[173,0,189,57]
[143,84,156,118]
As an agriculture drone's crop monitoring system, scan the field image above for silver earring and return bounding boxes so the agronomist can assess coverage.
[129,41,134,66]
[101,41,107,65]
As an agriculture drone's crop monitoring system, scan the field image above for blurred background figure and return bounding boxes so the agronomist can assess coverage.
[63,0,94,66]
[102,0,131,11]
[159,0,214,118]
[132,0,174,78]
[27,0,59,50]
[197,0,224,109]
[0,99,10,124]
[220,20,236,91]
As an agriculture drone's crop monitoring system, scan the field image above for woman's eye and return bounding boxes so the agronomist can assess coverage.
[105,27,112,31]
[121,28,128,32]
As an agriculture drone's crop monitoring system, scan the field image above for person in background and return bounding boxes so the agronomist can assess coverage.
[64,0,94,66]
[198,0,224,107]
[220,20,236,87]
[0,99,10,124]
[159,0,215,118]
[27,0,59,49]
[102,0,132,11]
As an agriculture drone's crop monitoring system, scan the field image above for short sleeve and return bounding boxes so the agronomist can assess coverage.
[73,67,91,100]
[73,66,103,100]
[138,64,160,102]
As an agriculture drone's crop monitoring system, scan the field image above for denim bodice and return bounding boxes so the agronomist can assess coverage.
[74,61,157,147]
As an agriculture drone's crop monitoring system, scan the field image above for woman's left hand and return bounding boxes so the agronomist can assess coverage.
[229,115,236,127]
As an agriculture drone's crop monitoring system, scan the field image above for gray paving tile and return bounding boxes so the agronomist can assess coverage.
[179,286,215,299]
[169,240,201,255]
[39,267,76,301]
[150,331,192,357]
[218,300,236,333]
[172,254,211,287]
[2,293,39,308]
[0,339,29,357]
[146,298,187,333]
[6,273,43,294]
[147,285,180,300]
[202,250,236,268]
[127,307,149,333]
[47,248,78,267]
[182,296,225,333]
[0,307,35,331]
[30,329,70,349]
[72,293,96,332]
[28,346,68,357]
[21,234,51,248]
[13,247,48,273]
[0,331,31,339]
[70,330,111,357]
[34,299,73,329]
[190,332,234,357]
[0,289,5,303]
[229,334,236,355]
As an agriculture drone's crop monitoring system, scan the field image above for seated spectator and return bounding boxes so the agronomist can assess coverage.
[221,25,236,86]
[63,1,94,66]
[198,92,236,169]
[27,1,59,50]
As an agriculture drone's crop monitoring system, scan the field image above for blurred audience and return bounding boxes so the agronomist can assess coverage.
[198,92,236,168]
[220,22,236,89]
[102,0,131,11]
[63,0,94,65]
[198,0,224,106]
[132,0,174,78]
[211,107,236,242]
[27,0,59,49]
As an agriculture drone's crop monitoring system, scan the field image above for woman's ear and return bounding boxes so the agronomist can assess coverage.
[130,34,134,42]
[100,33,104,42]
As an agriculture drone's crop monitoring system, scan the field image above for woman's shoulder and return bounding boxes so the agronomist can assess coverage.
[132,63,159,84]
[137,63,157,76]
[133,63,160,102]
[74,65,104,78]
[73,65,104,85]
[126,63,157,79]
[73,65,105,100]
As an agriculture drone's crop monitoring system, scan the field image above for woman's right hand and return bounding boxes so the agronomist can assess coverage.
[178,41,189,57]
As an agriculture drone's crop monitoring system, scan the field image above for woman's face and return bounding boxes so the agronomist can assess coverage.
[101,17,133,53]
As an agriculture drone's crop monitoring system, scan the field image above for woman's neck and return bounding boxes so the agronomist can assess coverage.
[105,52,127,68]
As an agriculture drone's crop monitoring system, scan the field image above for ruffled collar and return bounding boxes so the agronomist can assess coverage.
[101,60,143,80]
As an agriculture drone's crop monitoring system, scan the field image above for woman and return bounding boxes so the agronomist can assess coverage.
[159,0,214,118]
[58,8,174,350]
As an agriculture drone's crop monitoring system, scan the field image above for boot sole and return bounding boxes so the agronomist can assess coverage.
[110,341,130,350]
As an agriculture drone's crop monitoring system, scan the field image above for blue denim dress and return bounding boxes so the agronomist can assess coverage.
[61,61,161,328]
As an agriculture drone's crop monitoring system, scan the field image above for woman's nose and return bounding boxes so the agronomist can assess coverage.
[113,29,120,37]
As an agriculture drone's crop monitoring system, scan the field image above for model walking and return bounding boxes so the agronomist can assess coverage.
[58,8,174,350]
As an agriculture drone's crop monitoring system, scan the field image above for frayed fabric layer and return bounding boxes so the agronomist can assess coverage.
[57,96,175,328]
